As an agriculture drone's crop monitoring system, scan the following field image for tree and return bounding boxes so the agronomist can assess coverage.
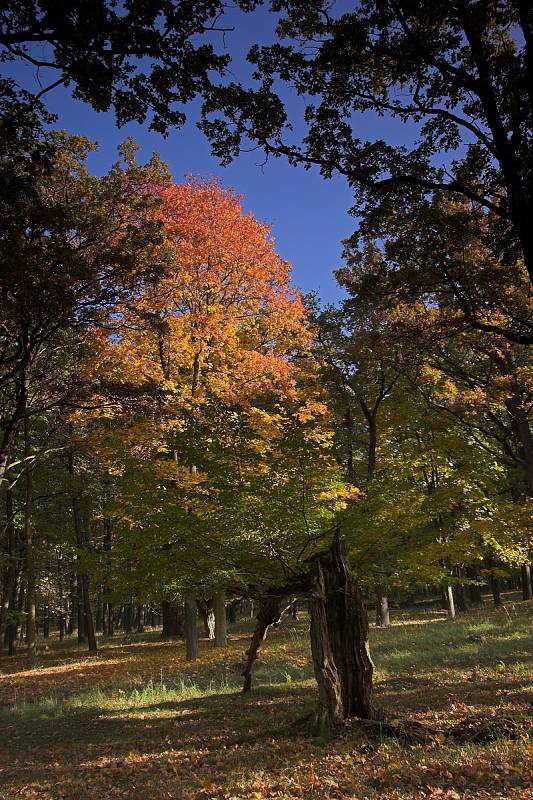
[0,1,238,132]
[0,133,167,486]
[200,0,533,343]
[314,301,406,625]
[333,232,531,607]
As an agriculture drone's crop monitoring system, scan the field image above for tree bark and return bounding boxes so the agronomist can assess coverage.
[242,596,282,692]
[290,599,298,620]
[23,417,36,654]
[57,549,65,641]
[136,604,145,632]
[374,585,390,627]
[227,600,239,624]
[521,564,533,601]
[444,584,456,620]
[466,565,484,605]
[213,591,227,646]
[309,537,374,734]
[161,600,184,638]
[77,574,86,642]
[69,450,97,653]
[184,597,198,660]
[0,488,18,656]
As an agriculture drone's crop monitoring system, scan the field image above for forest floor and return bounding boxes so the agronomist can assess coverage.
[1,597,532,800]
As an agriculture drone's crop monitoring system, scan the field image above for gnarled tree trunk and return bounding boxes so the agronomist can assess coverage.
[309,537,374,734]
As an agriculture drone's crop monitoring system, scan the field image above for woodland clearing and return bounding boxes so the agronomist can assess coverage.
[1,598,532,800]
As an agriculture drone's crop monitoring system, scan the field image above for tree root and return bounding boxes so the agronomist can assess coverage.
[352,716,440,744]
[449,715,531,743]
[292,709,532,744]
[351,713,532,745]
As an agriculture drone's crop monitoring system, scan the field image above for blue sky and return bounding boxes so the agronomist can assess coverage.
[4,4,417,305]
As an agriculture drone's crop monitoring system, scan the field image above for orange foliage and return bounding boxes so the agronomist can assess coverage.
[91,177,310,406]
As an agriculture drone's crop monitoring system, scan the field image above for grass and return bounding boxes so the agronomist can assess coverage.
[0,598,532,799]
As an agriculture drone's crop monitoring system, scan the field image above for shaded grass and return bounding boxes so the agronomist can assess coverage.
[0,601,532,799]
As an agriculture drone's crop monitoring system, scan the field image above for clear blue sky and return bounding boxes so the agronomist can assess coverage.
[5,5,417,305]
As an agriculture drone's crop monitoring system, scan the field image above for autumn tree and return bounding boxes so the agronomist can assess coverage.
[86,175,309,652]
[314,299,406,626]
[335,215,532,610]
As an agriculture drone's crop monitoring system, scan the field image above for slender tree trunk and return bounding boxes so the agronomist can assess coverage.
[309,537,374,734]
[242,597,282,692]
[107,604,114,636]
[184,597,198,660]
[123,603,133,633]
[0,489,18,655]
[374,585,390,627]
[69,450,97,653]
[23,418,36,654]
[198,601,215,639]
[486,557,503,607]
[95,590,103,632]
[290,599,298,620]
[57,549,65,641]
[82,575,97,652]
[227,601,238,624]
[521,564,533,601]
[455,583,467,612]
[213,591,227,646]
[445,585,456,620]
[77,574,86,642]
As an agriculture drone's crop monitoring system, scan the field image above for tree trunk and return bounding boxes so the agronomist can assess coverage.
[161,600,183,638]
[7,577,22,656]
[213,591,227,647]
[521,564,533,601]
[81,574,97,652]
[68,572,77,635]
[123,603,133,633]
[43,604,49,638]
[0,488,18,656]
[227,601,238,624]
[455,583,467,612]
[106,603,114,636]
[69,450,97,653]
[198,600,215,639]
[290,599,298,620]
[374,585,390,627]
[444,584,456,620]
[309,537,374,734]
[23,418,36,654]
[57,549,65,641]
[466,565,484,605]
[77,573,86,642]
[486,558,503,607]
[242,596,282,692]
[184,597,198,660]
[95,591,103,632]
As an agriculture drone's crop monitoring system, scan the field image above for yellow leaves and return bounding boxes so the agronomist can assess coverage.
[295,399,328,423]
[247,407,284,440]
[319,484,360,506]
